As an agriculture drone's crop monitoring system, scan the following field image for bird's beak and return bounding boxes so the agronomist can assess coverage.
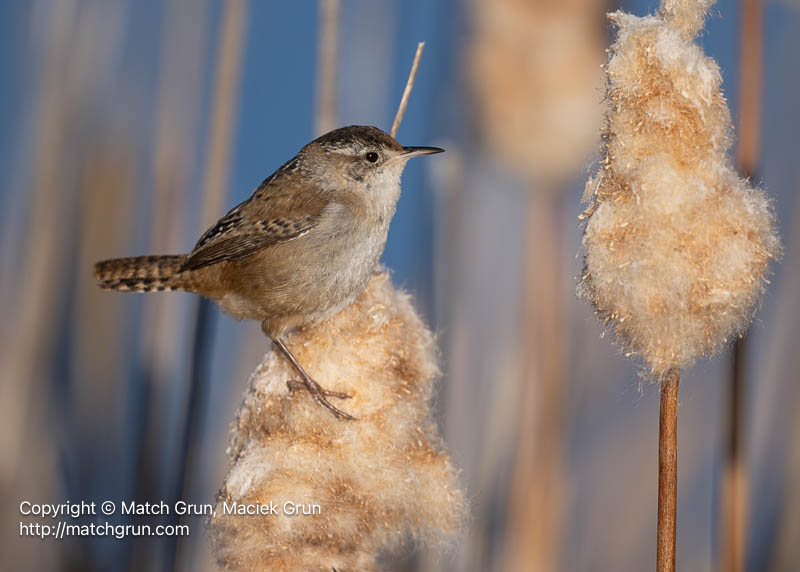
[401,146,445,158]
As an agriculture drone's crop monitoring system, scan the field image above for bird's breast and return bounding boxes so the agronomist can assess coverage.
[226,194,398,333]
[301,203,392,317]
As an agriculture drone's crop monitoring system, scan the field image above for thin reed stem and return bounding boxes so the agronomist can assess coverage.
[504,189,566,572]
[736,0,763,178]
[201,0,247,228]
[721,0,763,569]
[657,371,680,572]
[722,344,747,572]
[315,0,339,135]
[390,42,425,137]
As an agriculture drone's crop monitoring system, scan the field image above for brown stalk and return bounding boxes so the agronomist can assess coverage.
[200,0,247,228]
[736,0,762,179]
[722,0,762,570]
[315,0,339,136]
[139,0,207,378]
[504,189,566,572]
[657,370,680,572]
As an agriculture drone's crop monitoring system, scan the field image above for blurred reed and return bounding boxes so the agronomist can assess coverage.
[167,1,247,571]
[721,0,764,569]
[767,179,800,570]
[128,1,208,570]
[0,2,77,568]
[470,0,605,186]
[0,2,135,570]
[314,0,339,136]
[138,0,206,384]
[469,0,606,569]
[0,0,73,490]
[200,0,248,232]
[72,139,138,570]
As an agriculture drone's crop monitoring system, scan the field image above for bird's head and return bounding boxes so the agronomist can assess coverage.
[300,125,443,201]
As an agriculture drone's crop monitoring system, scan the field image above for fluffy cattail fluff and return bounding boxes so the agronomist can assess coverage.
[209,270,467,571]
[579,0,781,377]
[470,0,605,185]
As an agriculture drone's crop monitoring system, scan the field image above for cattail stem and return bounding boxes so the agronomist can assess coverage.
[657,370,680,572]
[721,344,746,572]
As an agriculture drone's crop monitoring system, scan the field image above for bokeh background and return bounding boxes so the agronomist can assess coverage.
[1,0,799,570]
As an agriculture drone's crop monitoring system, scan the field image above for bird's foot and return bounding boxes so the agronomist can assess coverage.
[286,378,355,420]
[272,337,356,420]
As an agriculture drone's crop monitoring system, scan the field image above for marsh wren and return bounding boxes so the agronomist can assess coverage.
[95,125,443,420]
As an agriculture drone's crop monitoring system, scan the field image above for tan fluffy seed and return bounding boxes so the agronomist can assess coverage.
[579,0,781,377]
[209,270,467,571]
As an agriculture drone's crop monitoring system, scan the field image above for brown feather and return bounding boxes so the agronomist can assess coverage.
[181,163,328,271]
[94,255,188,292]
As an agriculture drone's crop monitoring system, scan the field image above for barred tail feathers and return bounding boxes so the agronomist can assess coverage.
[94,255,189,292]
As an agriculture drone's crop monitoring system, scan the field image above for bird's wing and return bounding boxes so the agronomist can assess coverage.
[181,165,327,271]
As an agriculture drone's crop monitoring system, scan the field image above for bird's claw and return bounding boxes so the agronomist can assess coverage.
[286,379,355,420]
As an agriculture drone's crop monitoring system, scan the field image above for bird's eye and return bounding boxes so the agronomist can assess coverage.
[365,151,379,163]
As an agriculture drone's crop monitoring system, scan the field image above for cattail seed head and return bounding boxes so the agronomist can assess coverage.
[210,270,467,571]
[470,0,605,185]
[579,0,781,377]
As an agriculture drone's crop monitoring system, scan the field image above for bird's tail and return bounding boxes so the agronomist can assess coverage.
[94,255,189,292]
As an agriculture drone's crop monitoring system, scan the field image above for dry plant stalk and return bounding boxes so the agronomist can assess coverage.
[209,271,467,570]
[314,0,339,136]
[657,371,680,571]
[579,0,780,569]
[200,0,247,228]
[390,42,425,138]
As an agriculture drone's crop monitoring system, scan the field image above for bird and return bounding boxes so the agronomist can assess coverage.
[94,125,443,420]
